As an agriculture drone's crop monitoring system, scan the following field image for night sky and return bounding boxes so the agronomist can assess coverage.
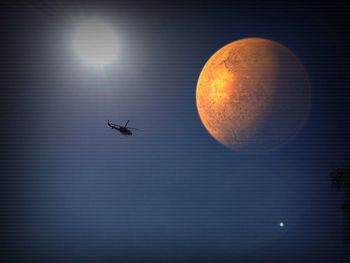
[1,0,350,262]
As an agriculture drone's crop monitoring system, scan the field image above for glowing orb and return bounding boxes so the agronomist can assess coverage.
[74,20,118,65]
[279,222,284,228]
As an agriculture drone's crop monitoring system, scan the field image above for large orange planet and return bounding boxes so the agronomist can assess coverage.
[196,38,311,153]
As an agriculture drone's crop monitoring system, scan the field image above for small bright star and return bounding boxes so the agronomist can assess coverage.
[279,222,284,228]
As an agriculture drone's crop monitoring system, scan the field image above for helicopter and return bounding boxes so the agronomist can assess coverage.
[107,120,138,136]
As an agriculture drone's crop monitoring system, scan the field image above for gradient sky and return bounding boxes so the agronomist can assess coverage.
[1,0,350,262]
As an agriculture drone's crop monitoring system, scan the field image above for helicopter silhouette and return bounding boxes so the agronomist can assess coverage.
[107,120,138,136]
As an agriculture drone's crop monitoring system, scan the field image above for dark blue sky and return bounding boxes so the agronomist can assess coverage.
[1,0,350,262]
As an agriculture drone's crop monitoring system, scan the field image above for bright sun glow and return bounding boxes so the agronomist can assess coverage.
[74,20,118,66]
